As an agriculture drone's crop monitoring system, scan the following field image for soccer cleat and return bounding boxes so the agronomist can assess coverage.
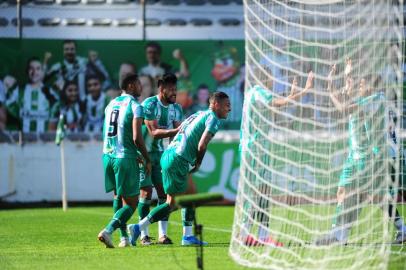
[393,231,406,244]
[140,235,153,246]
[118,237,131,248]
[157,235,173,245]
[98,229,114,248]
[259,236,284,247]
[128,224,141,246]
[243,235,261,247]
[181,235,208,246]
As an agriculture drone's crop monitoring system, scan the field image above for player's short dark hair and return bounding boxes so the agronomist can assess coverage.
[209,91,229,104]
[121,73,139,91]
[157,73,177,88]
[63,40,76,46]
[145,41,162,54]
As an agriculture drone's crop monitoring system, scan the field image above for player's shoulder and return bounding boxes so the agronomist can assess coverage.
[142,95,158,106]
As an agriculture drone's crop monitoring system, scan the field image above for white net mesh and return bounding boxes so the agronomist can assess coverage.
[230,0,405,269]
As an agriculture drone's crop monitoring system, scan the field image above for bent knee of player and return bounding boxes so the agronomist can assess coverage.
[337,187,346,203]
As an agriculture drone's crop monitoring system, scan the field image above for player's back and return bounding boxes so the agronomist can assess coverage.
[142,95,183,152]
[103,94,142,158]
[168,109,220,164]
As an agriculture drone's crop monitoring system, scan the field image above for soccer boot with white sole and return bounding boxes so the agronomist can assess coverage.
[118,237,131,247]
[128,224,141,246]
[98,229,114,248]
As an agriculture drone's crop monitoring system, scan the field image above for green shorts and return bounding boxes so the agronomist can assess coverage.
[103,154,140,197]
[139,152,163,188]
[339,155,366,187]
[161,148,190,195]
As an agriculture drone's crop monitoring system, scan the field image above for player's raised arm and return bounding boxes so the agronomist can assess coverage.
[271,71,314,107]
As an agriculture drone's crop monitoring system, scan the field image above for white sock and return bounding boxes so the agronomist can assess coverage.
[159,221,168,238]
[183,226,193,237]
[139,217,151,232]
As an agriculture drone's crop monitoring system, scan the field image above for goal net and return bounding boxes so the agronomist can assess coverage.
[230,0,404,269]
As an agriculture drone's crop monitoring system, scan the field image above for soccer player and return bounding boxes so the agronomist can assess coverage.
[316,61,406,245]
[128,91,231,246]
[84,75,110,133]
[97,74,151,248]
[137,73,183,245]
[240,68,314,247]
[7,57,58,133]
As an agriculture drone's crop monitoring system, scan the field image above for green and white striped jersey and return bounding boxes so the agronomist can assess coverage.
[167,109,220,164]
[85,92,110,133]
[7,83,58,133]
[103,93,144,158]
[142,95,183,152]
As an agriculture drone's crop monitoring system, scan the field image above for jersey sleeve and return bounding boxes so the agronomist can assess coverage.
[174,103,184,122]
[142,99,156,121]
[49,102,60,123]
[132,102,144,119]
[205,114,220,136]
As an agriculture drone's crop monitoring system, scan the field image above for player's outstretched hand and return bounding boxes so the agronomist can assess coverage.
[344,58,352,77]
[304,71,314,92]
[289,76,298,96]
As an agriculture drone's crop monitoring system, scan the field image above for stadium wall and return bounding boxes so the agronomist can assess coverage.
[0,131,242,202]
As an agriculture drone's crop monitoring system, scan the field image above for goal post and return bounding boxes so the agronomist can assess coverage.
[230,0,404,269]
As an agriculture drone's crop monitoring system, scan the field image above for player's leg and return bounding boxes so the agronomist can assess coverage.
[112,192,131,247]
[138,160,153,245]
[153,152,173,244]
[316,157,364,245]
[99,157,140,248]
[388,162,406,244]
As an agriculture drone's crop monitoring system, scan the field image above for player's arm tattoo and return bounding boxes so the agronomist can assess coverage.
[145,119,180,139]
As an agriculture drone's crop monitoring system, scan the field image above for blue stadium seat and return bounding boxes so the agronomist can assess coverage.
[39,132,56,142]
[209,0,230,5]
[190,18,212,26]
[92,18,112,26]
[112,0,131,4]
[0,17,8,27]
[7,0,31,5]
[145,18,161,26]
[233,0,242,4]
[66,18,87,26]
[86,0,106,4]
[11,18,35,27]
[33,0,55,4]
[165,18,187,26]
[185,0,206,6]
[61,0,81,4]
[116,18,137,26]
[219,18,240,26]
[38,18,61,26]
[161,0,180,5]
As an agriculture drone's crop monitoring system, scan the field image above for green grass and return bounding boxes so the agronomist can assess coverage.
[0,206,405,270]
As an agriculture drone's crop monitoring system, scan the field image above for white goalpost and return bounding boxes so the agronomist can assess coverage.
[230,0,404,269]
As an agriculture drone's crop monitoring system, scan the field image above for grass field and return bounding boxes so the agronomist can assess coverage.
[0,206,405,270]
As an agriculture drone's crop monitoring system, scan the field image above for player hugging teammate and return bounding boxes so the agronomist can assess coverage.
[98,72,231,248]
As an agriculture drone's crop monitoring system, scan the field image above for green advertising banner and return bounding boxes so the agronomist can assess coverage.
[193,142,240,201]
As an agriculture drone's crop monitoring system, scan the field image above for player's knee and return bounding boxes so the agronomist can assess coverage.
[140,186,153,199]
